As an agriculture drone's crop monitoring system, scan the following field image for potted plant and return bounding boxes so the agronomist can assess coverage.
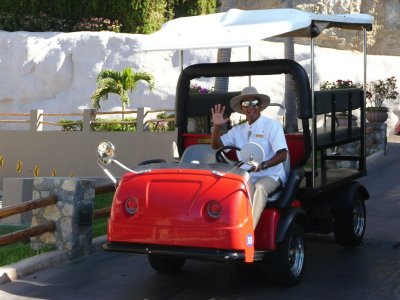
[319,79,361,126]
[366,76,398,123]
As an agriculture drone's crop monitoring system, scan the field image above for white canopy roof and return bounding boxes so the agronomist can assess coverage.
[141,8,373,51]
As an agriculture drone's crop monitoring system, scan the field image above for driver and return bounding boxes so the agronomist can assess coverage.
[211,86,288,229]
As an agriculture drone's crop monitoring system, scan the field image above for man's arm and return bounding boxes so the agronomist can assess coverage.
[256,149,288,172]
[210,104,230,150]
[211,124,224,149]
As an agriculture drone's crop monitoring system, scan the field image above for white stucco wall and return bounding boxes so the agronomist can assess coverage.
[0,30,399,130]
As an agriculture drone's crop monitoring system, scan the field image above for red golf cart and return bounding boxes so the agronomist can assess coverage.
[97,9,373,285]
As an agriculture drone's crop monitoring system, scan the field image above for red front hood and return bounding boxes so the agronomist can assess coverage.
[107,164,255,260]
[111,166,251,227]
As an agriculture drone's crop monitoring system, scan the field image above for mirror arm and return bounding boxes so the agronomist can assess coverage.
[97,161,117,184]
[104,168,117,185]
[113,159,138,174]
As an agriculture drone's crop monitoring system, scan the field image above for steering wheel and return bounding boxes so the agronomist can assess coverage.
[215,145,241,165]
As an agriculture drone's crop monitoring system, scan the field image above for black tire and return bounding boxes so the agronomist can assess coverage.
[147,254,186,273]
[334,196,366,247]
[273,223,305,286]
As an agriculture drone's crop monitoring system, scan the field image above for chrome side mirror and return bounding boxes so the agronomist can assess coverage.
[97,141,116,165]
[240,142,265,169]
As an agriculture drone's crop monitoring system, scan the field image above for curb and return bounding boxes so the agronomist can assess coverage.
[0,235,107,285]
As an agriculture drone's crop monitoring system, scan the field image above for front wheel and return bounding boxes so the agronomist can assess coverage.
[334,196,366,247]
[273,223,305,286]
[147,254,186,273]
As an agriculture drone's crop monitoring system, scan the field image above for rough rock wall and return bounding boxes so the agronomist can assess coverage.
[230,0,398,56]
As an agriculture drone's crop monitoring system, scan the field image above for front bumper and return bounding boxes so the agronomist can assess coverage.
[103,241,246,262]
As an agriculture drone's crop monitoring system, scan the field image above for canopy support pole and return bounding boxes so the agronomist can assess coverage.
[361,27,367,170]
[248,46,252,86]
[310,38,316,188]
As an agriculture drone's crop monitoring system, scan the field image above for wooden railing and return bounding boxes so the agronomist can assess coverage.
[0,183,116,247]
[39,112,84,128]
[0,222,56,246]
[0,113,30,125]
[0,196,57,246]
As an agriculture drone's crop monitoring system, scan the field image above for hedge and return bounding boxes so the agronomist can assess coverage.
[0,0,218,33]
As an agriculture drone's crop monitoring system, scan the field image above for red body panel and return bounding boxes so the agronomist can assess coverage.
[254,209,280,250]
[182,133,211,149]
[285,133,305,168]
[108,167,256,262]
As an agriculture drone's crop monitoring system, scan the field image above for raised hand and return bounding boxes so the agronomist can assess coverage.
[211,104,230,127]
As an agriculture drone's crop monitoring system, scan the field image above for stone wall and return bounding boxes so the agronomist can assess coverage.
[31,178,95,259]
[225,0,399,56]
[366,122,387,155]
[329,122,387,168]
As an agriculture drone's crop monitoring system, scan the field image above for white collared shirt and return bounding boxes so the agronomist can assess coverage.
[220,115,287,184]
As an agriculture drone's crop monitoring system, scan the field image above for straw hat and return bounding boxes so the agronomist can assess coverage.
[230,86,270,114]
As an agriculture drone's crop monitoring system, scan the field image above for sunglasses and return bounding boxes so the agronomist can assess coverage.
[241,98,261,108]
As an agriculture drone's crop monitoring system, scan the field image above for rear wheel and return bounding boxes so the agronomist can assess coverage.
[147,254,186,273]
[273,223,305,286]
[334,195,366,247]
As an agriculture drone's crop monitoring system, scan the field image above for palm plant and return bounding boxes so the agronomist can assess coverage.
[91,67,154,110]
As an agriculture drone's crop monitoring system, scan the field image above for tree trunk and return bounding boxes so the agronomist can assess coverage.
[282,0,298,133]
[214,0,236,93]
[284,36,298,133]
[214,49,232,92]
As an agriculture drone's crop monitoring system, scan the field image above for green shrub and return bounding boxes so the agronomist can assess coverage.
[58,114,176,132]
[171,0,218,18]
[0,12,71,32]
[59,117,137,132]
[0,0,218,33]
[72,17,122,32]
[91,117,137,132]
[0,12,121,32]
[58,119,83,131]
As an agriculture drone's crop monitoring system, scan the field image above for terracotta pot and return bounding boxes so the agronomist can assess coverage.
[366,110,388,123]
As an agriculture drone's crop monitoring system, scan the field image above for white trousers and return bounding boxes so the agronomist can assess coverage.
[251,176,281,229]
